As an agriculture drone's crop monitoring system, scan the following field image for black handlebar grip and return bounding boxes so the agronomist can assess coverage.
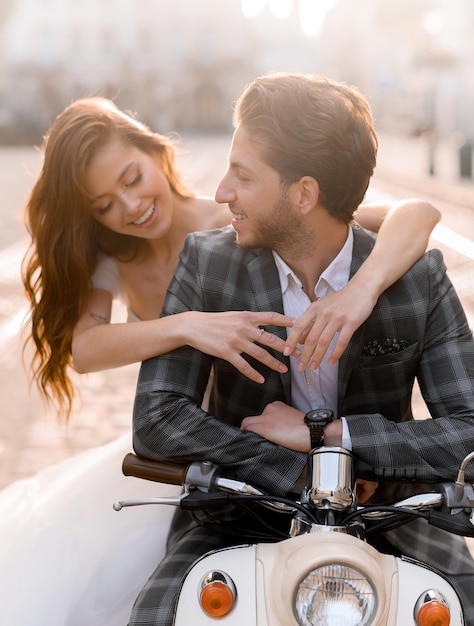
[122,452,189,485]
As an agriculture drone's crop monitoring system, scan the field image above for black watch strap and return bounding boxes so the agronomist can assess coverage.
[307,422,326,449]
[304,409,335,449]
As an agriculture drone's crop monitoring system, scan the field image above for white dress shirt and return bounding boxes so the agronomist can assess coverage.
[272,226,353,448]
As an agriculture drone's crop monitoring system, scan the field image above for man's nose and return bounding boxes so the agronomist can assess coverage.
[215,173,236,204]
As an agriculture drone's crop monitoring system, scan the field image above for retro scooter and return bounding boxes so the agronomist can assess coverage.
[114,447,474,625]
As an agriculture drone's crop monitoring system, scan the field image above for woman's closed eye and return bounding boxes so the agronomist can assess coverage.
[92,173,143,215]
[94,201,113,216]
[124,171,143,188]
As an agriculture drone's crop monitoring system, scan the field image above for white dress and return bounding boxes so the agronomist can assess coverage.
[0,434,180,626]
[0,257,179,625]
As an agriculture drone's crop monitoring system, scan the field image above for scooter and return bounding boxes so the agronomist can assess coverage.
[114,447,474,625]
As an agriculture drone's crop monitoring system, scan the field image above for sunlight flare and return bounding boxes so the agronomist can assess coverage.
[299,0,337,37]
[269,0,292,20]
[241,0,268,19]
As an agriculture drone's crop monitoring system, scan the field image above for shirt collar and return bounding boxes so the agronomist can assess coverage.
[272,226,353,297]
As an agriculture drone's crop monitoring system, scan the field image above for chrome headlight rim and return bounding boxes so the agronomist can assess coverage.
[294,562,378,626]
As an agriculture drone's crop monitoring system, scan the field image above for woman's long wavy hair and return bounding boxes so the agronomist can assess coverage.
[22,97,194,420]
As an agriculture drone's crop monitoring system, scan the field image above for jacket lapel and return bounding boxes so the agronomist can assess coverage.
[244,227,376,411]
[248,249,292,404]
[338,226,375,409]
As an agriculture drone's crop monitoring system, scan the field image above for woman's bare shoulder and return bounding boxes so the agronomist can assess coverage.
[195,196,230,229]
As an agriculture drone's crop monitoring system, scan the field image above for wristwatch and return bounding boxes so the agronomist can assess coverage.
[304,409,335,449]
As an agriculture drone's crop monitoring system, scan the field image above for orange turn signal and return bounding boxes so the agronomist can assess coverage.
[200,580,235,617]
[416,600,451,626]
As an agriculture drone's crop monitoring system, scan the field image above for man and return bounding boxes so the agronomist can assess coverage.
[130,72,474,624]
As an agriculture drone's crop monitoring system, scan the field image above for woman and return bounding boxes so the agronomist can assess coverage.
[22,96,440,421]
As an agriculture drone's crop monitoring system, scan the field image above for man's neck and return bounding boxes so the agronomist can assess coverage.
[278,221,350,299]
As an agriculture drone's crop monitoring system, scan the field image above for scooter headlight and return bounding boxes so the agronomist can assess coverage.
[295,563,377,626]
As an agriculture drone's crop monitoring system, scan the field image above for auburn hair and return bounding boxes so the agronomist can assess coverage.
[22,97,194,419]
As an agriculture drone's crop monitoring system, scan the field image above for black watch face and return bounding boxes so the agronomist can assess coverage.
[306,409,333,423]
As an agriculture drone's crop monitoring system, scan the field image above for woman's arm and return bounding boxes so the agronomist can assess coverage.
[73,199,440,379]
[354,198,441,291]
[352,201,393,232]
[284,198,441,370]
[71,288,292,383]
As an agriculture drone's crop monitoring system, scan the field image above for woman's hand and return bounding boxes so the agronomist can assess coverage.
[284,282,378,371]
[283,199,441,372]
[183,310,294,383]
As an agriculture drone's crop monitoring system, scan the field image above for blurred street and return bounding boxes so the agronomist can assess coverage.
[0,132,474,489]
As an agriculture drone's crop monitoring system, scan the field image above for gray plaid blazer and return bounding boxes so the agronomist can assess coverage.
[133,224,474,612]
[133,224,474,495]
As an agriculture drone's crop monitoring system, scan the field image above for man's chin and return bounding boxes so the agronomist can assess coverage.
[232,224,266,250]
[234,233,254,249]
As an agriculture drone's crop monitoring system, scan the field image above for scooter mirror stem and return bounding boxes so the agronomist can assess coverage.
[454,450,474,499]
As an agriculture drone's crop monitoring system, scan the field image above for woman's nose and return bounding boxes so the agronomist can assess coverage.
[215,173,236,204]
[119,189,140,214]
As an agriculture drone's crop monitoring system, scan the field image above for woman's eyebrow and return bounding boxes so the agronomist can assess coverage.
[90,161,135,200]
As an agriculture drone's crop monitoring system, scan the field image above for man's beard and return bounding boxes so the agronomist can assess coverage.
[238,192,313,260]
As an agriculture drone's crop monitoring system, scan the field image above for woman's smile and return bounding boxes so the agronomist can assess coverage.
[132,203,156,227]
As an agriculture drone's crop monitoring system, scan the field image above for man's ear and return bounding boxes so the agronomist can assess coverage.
[292,176,320,215]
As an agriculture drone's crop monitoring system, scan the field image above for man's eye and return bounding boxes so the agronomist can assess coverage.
[236,173,249,182]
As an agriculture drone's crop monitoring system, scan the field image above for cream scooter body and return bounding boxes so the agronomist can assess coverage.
[174,532,464,625]
[115,447,474,625]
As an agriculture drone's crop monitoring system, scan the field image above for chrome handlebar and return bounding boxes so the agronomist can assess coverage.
[114,449,474,530]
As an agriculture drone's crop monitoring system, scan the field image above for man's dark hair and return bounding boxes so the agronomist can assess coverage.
[233,72,378,223]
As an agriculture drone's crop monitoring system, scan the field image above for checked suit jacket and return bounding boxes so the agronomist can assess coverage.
[133,224,474,498]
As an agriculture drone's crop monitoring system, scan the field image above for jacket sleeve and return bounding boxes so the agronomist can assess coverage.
[132,232,306,496]
[346,249,474,483]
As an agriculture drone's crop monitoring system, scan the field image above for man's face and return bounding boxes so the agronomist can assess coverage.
[215,125,306,254]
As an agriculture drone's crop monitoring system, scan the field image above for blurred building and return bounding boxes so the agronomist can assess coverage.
[0,0,324,143]
[0,0,473,156]
[0,0,260,142]
[318,0,474,146]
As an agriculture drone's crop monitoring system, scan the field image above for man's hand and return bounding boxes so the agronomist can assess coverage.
[356,479,378,504]
[241,401,344,451]
[241,401,310,452]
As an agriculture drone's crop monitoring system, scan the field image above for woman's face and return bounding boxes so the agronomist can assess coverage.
[84,139,174,240]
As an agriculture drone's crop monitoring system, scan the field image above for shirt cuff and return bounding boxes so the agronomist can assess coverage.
[341,417,352,450]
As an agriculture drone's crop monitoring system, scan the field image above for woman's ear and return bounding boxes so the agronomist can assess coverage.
[292,176,320,215]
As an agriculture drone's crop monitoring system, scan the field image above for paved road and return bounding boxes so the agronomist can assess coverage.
[0,134,473,489]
